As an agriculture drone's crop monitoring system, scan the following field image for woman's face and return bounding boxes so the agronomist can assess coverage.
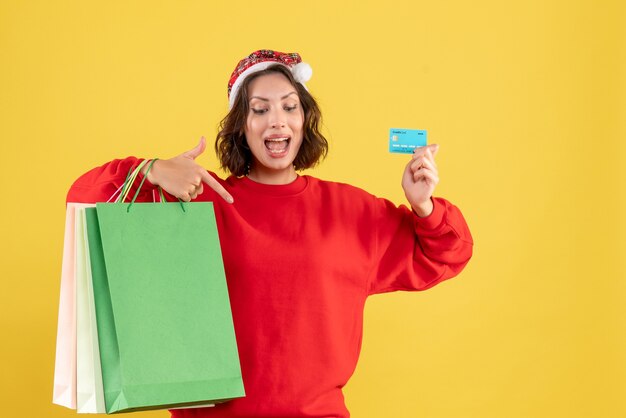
[244,72,304,184]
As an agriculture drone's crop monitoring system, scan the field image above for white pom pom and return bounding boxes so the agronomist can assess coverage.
[291,62,312,84]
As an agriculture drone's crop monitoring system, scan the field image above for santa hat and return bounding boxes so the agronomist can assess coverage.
[227,49,313,109]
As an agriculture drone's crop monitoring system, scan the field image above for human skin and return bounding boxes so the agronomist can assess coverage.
[243,73,304,185]
[144,72,439,216]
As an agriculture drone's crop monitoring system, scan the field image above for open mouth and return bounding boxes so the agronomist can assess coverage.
[264,136,291,155]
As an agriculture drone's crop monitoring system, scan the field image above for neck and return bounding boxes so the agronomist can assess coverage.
[247,166,298,185]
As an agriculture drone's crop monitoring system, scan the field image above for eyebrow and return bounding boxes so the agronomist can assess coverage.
[249,91,298,102]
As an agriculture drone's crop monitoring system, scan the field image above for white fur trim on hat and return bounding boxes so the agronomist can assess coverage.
[228,61,313,109]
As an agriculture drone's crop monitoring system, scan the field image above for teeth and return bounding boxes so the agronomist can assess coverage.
[265,136,290,154]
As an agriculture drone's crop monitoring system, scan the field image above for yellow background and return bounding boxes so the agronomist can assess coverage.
[1,1,624,417]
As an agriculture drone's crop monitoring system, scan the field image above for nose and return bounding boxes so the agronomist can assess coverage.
[269,109,286,129]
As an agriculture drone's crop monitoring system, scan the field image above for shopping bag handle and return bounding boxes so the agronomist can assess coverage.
[116,159,149,203]
[119,159,187,213]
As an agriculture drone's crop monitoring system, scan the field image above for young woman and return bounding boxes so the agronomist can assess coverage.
[67,49,473,418]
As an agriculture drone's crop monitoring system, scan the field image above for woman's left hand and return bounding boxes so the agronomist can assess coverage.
[402,144,440,217]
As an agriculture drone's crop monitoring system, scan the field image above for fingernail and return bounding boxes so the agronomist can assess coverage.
[226,195,234,204]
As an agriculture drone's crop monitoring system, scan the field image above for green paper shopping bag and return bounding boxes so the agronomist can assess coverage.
[84,161,244,414]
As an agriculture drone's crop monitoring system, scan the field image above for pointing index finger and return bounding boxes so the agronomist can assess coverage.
[201,171,234,204]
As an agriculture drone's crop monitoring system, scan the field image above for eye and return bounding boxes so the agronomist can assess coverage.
[284,104,298,112]
[251,108,267,115]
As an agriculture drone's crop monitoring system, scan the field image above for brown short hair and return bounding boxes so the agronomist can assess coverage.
[215,64,328,176]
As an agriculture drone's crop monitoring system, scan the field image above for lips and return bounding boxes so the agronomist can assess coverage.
[264,136,290,155]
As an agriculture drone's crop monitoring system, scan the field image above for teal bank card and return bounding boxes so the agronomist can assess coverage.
[389,128,427,153]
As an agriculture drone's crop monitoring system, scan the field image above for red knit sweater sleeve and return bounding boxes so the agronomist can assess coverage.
[367,196,473,295]
[66,157,157,204]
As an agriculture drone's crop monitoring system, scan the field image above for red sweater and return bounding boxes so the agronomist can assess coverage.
[67,157,473,418]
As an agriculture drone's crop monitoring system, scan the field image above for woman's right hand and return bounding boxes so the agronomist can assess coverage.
[143,137,234,203]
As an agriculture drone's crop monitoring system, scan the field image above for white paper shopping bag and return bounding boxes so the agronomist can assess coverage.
[75,206,105,413]
[53,203,85,408]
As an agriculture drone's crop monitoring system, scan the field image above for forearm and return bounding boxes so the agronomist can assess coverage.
[411,197,434,218]
[66,157,153,204]
[413,197,473,267]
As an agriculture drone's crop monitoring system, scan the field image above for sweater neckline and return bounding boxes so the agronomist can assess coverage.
[236,174,309,196]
